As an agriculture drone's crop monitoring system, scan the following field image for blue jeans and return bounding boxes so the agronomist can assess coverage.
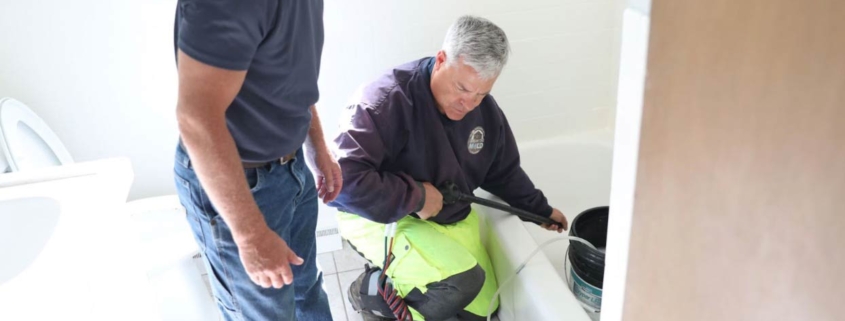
[174,143,332,321]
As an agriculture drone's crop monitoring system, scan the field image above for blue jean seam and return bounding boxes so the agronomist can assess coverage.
[177,175,207,248]
[289,162,304,206]
[211,218,245,321]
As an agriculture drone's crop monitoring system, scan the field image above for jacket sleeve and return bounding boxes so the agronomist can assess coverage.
[480,110,553,218]
[328,104,425,224]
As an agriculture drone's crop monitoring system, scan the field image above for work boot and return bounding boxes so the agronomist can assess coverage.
[347,265,397,321]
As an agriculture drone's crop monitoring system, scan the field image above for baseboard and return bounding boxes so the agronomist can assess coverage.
[316,228,342,254]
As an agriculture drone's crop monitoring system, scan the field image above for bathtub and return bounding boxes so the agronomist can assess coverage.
[478,130,613,321]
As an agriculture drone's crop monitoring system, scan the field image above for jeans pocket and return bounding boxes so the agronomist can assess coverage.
[206,216,242,314]
[174,172,207,245]
[244,168,263,193]
[174,163,219,221]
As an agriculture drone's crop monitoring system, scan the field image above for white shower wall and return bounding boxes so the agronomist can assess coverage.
[0,0,623,213]
[320,0,624,144]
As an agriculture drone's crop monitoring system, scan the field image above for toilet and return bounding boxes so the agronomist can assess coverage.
[0,97,74,173]
[0,97,219,320]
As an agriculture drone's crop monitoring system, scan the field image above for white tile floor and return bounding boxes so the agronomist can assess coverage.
[321,240,371,321]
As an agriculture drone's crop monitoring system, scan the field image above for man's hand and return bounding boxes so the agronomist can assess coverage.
[541,208,568,233]
[304,105,343,203]
[238,228,304,289]
[306,147,342,203]
[417,182,443,220]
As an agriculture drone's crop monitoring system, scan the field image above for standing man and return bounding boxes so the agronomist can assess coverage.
[172,1,341,320]
[329,16,568,320]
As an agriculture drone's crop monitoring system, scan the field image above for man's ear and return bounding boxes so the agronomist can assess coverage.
[434,50,448,72]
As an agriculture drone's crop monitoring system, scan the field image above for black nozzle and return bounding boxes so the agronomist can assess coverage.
[439,181,462,205]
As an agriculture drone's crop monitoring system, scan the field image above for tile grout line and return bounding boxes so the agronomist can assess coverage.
[335,273,350,320]
[331,248,351,320]
[332,246,341,275]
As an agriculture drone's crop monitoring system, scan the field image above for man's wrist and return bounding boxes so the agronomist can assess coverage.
[234,229,267,247]
[231,217,272,246]
[305,138,329,155]
[414,181,426,213]
[542,204,554,217]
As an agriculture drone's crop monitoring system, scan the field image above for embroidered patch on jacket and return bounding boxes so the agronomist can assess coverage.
[468,126,485,154]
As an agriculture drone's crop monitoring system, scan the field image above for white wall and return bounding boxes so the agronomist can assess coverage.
[320,0,624,144]
[0,0,622,203]
[0,0,179,201]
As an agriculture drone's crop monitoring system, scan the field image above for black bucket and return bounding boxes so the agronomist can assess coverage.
[567,206,608,313]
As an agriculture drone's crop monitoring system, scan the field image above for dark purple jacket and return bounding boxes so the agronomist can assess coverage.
[328,57,552,224]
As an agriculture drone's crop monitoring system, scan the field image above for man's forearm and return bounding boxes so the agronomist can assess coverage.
[332,159,425,223]
[178,109,268,245]
[305,105,329,154]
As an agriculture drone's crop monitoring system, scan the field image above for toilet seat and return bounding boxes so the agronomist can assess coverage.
[0,98,73,172]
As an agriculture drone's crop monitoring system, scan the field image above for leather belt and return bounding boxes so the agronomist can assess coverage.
[179,139,295,169]
[242,152,296,169]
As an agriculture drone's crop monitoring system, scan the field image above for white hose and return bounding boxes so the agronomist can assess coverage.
[486,236,597,321]
[385,222,398,237]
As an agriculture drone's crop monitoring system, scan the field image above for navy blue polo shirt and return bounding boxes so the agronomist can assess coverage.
[174,0,324,162]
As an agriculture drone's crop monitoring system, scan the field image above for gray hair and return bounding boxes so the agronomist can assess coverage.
[442,15,511,79]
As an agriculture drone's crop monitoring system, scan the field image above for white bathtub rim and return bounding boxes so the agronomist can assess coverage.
[477,196,590,321]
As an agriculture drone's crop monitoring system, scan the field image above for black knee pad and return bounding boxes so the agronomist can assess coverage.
[404,264,486,321]
[348,265,397,320]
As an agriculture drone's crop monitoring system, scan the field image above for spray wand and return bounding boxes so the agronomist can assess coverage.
[437,181,557,226]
